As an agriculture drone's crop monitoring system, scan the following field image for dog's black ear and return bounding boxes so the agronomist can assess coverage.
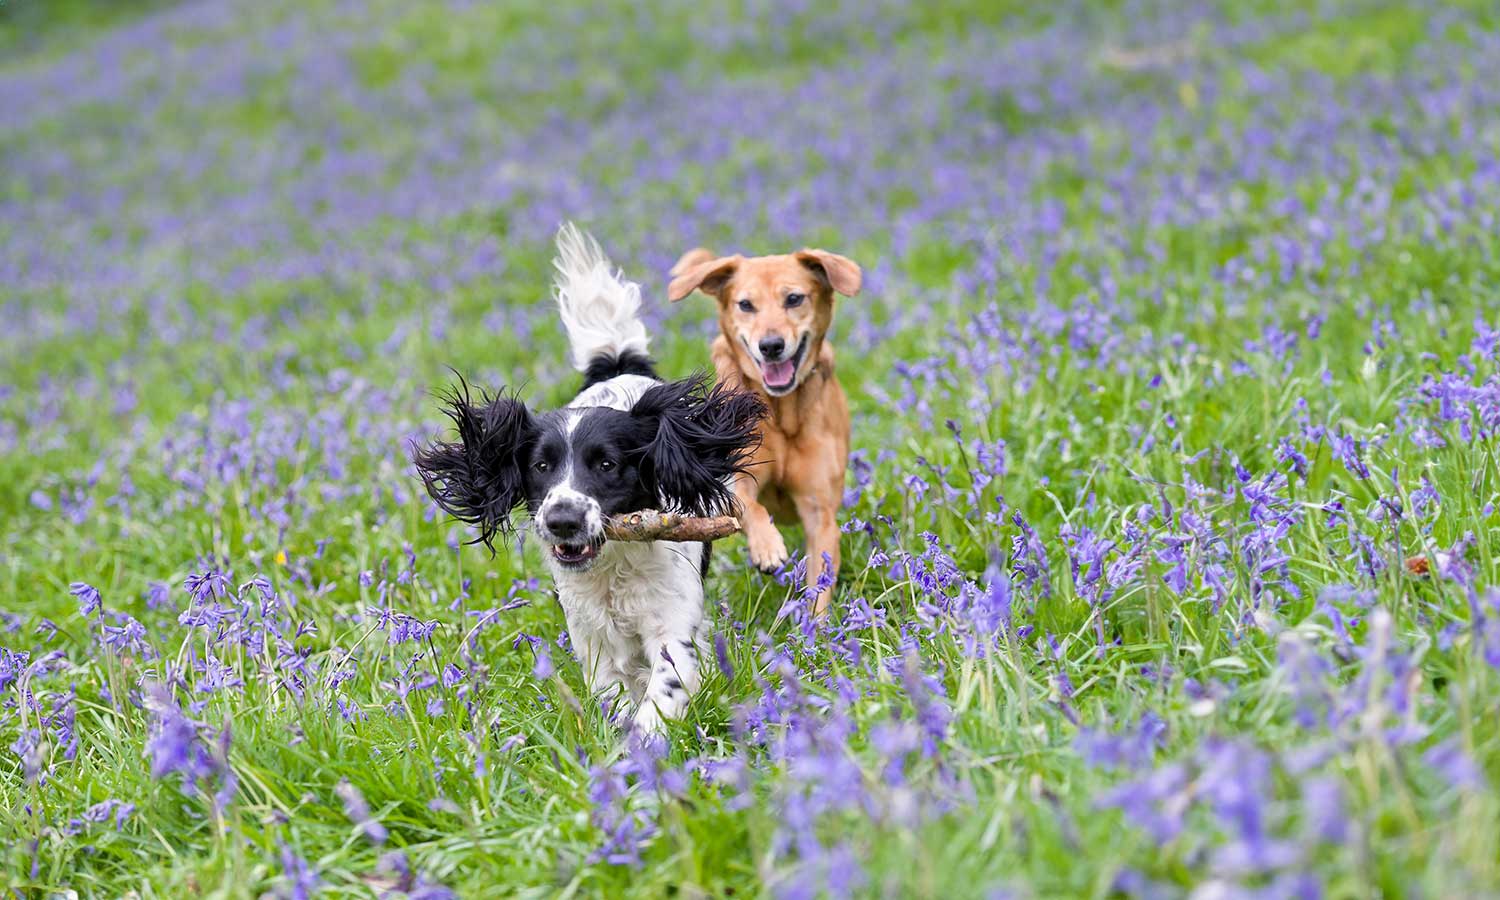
[412,377,536,552]
[630,375,764,517]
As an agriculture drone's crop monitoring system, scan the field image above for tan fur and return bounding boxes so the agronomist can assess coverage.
[670,246,862,615]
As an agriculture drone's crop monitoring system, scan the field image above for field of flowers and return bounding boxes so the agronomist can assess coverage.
[4,0,1500,896]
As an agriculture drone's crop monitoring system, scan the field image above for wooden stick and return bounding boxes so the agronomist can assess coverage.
[603,509,742,543]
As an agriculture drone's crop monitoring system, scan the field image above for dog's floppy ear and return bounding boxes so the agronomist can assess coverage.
[412,377,537,553]
[667,252,741,302]
[670,248,716,277]
[630,375,764,517]
[794,249,862,297]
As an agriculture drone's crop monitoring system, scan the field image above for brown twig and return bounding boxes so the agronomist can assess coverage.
[603,510,742,543]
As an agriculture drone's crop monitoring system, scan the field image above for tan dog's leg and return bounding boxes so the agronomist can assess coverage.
[793,486,841,616]
[737,476,789,572]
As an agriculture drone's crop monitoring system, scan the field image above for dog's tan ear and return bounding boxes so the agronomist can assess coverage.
[670,248,716,277]
[795,249,862,297]
[668,253,741,302]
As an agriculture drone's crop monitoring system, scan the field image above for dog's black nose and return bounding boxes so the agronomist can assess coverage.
[758,336,786,360]
[544,505,585,540]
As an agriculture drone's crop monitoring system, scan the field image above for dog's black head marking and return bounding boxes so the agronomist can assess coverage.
[412,374,764,559]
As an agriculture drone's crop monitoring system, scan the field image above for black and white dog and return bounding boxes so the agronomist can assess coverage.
[414,224,762,732]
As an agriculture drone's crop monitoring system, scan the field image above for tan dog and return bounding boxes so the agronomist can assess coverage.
[667,246,862,615]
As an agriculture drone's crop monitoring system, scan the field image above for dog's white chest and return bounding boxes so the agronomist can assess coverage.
[547,539,702,625]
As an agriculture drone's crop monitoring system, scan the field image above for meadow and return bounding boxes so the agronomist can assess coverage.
[4,0,1500,896]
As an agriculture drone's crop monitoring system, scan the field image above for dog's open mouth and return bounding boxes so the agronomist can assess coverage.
[550,541,601,568]
[759,335,808,395]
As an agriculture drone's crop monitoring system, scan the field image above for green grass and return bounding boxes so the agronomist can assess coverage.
[0,0,171,60]
[5,0,1500,897]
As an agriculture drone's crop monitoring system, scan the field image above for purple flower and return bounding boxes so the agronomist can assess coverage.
[1330,433,1371,480]
[276,842,321,900]
[145,691,203,780]
[0,647,30,691]
[1009,512,1052,598]
[1109,868,1177,900]
[372,607,440,645]
[820,842,865,898]
[441,663,466,688]
[1275,436,1310,479]
[1097,761,1191,844]
[900,654,951,754]
[1424,739,1486,791]
[70,582,102,617]
[586,742,669,867]
[142,684,235,809]
[10,728,45,783]
[1300,777,1347,845]
[77,799,134,832]
[100,614,151,656]
[377,851,457,899]
[337,697,364,722]
[184,568,232,602]
[335,779,388,845]
[1075,713,1166,771]
[714,633,735,681]
[532,645,554,680]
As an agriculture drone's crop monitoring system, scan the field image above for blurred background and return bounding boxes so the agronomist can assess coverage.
[7,0,1493,590]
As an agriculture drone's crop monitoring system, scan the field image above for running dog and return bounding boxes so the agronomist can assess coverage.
[414,224,762,731]
[667,243,862,615]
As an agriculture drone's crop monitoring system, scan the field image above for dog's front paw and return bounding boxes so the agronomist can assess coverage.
[631,703,666,736]
[746,523,789,573]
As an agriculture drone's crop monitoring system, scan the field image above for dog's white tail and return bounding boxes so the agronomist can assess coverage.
[553,223,650,372]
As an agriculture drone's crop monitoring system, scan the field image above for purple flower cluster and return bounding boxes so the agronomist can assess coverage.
[143,683,236,811]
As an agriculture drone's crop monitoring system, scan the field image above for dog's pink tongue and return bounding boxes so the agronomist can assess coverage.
[762,359,795,388]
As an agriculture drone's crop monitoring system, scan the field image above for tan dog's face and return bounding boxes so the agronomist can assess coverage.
[668,249,861,397]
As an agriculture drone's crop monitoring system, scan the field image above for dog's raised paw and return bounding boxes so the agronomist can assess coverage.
[747,526,789,573]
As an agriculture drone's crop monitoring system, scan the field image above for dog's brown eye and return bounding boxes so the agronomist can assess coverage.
[737,298,755,313]
[784,293,805,308]
[534,461,549,473]
[598,459,615,472]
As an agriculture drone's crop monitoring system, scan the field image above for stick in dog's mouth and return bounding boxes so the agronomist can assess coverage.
[546,512,742,565]
[604,510,742,543]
